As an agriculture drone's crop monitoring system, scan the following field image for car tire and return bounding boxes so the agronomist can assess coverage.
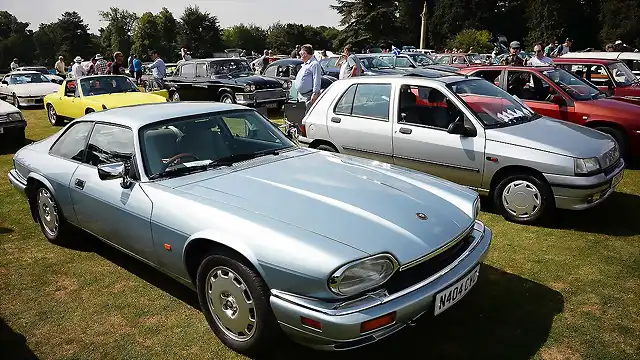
[493,173,554,224]
[34,185,72,245]
[171,91,180,102]
[594,126,627,159]
[219,92,235,104]
[47,104,63,126]
[196,252,280,358]
[316,144,338,152]
[12,93,19,108]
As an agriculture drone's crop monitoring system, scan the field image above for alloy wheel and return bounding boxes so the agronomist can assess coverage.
[48,105,57,125]
[172,92,180,102]
[205,266,257,342]
[501,180,542,219]
[37,188,59,237]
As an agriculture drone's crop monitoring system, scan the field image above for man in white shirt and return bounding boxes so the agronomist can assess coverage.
[55,56,66,76]
[529,43,554,66]
[339,44,362,80]
[10,58,19,71]
[71,56,86,78]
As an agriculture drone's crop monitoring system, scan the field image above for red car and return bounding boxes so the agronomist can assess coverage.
[553,58,640,99]
[460,65,640,158]
[435,53,485,68]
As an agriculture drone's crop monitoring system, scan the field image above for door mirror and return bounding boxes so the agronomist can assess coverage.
[1,80,7,85]
[550,94,566,106]
[97,162,132,188]
[50,78,57,83]
[447,121,467,135]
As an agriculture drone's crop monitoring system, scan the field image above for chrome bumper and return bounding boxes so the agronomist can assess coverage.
[16,96,45,106]
[270,221,492,350]
[544,159,625,210]
[8,169,28,198]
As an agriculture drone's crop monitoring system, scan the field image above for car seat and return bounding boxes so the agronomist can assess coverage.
[144,128,180,175]
[427,89,451,128]
[399,87,419,124]
[179,120,232,161]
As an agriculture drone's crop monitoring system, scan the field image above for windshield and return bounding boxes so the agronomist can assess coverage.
[79,76,139,96]
[541,69,601,100]
[467,54,483,64]
[141,110,295,178]
[607,62,637,87]
[9,73,49,84]
[447,79,539,127]
[406,53,434,66]
[360,57,393,69]
[210,60,252,76]
[21,67,49,75]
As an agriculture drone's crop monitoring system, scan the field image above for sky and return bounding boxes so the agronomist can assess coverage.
[5,0,342,33]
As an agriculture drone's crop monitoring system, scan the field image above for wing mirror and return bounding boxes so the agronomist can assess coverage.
[447,117,477,137]
[550,94,566,106]
[1,80,7,85]
[97,162,132,188]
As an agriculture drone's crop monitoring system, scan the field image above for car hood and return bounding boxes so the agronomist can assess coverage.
[86,92,166,108]
[218,74,283,89]
[168,150,477,265]
[486,116,616,158]
[12,83,59,96]
[581,97,640,116]
[0,99,19,113]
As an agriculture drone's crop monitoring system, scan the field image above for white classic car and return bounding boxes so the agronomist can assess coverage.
[0,71,60,107]
[14,66,65,84]
[0,99,26,143]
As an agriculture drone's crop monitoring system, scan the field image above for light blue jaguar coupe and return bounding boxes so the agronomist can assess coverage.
[8,102,492,356]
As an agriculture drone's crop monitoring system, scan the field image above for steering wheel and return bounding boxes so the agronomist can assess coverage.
[159,153,200,173]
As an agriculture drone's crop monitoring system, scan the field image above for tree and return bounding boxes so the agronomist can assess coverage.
[222,24,267,54]
[156,8,178,61]
[449,29,493,53]
[178,5,222,58]
[98,7,138,58]
[429,0,468,48]
[131,12,161,62]
[331,0,402,49]
[600,0,640,47]
[0,11,35,68]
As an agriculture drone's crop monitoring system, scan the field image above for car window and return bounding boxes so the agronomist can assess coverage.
[84,124,134,166]
[196,63,208,77]
[326,57,339,68]
[586,65,610,86]
[264,65,277,77]
[50,122,94,162]
[472,70,502,86]
[335,84,357,115]
[395,57,414,68]
[506,70,558,102]
[398,85,462,129]
[437,56,451,64]
[607,62,636,87]
[336,83,391,120]
[181,63,195,77]
[222,114,283,143]
[541,68,601,101]
[64,81,77,97]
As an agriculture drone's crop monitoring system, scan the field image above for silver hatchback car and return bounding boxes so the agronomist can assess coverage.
[300,71,625,224]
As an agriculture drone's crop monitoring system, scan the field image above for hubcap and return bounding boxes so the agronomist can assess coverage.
[48,106,56,123]
[172,93,180,102]
[502,180,542,218]
[222,96,233,104]
[37,188,59,236]
[205,266,256,341]
[13,94,18,105]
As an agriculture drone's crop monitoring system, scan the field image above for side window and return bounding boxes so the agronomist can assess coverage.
[64,81,77,97]
[181,63,195,78]
[630,60,640,73]
[263,65,277,77]
[398,85,461,129]
[351,84,391,120]
[326,57,338,68]
[474,71,502,86]
[588,65,609,85]
[568,64,588,79]
[437,56,450,65]
[196,63,207,77]
[396,57,413,67]
[334,84,357,115]
[222,113,281,143]
[84,124,134,166]
[506,71,557,102]
[50,122,94,162]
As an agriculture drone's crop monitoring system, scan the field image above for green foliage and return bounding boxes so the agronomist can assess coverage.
[98,8,138,59]
[0,11,34,69]
[131,12,161,62]
[177,5,222,59]
[222,24,267,54]
[448,29,493,53]
[599,0,640,46]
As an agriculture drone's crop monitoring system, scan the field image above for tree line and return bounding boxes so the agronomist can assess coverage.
[1,0,639,71]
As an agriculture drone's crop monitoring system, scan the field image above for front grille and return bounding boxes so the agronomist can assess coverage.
[254,89,285,101]
[0,115,8,122]
[383,234,475,294]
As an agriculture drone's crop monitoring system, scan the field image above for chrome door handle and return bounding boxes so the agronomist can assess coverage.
[399,127,412,134]
[331,117,342,123]
[74,178,85,190]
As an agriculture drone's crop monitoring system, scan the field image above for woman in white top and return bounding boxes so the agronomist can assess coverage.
[71,56,87,78]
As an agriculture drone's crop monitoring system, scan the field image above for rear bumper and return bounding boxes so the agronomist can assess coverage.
[270,221,492,350]
[16,96,45,106]
[544,159,625,210]
[0,120,27,131]
[8,168,28,198]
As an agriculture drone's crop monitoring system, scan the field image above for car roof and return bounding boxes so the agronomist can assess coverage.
[268,58,303,66]
[7,71,42,75]
[338,71,469,84]
[463,65,555,71]
[78,102,250,129]
[554,57,617,65]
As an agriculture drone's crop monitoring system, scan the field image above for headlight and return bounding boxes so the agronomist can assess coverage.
[250,84,256,91]
[7,112,23,122]
[574,157,601,175]
[328,254,398,296]
[473,197,481,219]
[282,81,291,89]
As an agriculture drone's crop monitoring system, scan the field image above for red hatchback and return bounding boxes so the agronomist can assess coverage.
[460,65,640,158]
[553,58,640,99]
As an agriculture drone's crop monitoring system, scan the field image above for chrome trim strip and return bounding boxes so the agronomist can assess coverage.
[341,146,393,157]
[393,154,480,173]
[399,222,474,271]
[271,221,486,316]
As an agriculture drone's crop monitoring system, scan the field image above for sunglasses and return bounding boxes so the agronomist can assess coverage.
[513,47,521,50]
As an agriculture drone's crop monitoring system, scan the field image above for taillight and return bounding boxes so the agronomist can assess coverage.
[299,124,306,137]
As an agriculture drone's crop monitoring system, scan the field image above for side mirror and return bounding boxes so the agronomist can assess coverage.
[97,162,132,188]
[50,78,57,83]
[447,121,467,135]
[550,94,566,106]
[1,80,7,85]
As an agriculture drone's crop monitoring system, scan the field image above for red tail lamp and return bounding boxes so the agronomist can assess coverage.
[360,312,396,333]
[301,316,322,331]
[299,124,306,137]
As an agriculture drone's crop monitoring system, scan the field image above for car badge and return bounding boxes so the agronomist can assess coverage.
[416,212,428,220]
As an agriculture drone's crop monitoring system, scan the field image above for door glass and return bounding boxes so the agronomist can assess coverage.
[398,85,460,129]
[474,71,501,86]
[50,122,94,161]
[64,81,77,97]
[437,56,450,64]
[351,84,391,120]
[195,63,207,77]
[506,71,557,102]
[395,57,413,67]
[588,65,609,86]
[222,113,282,143]
[181,63,195,77]
[334,84,357,115]
[264,65,277,77]
[84,124,134,166]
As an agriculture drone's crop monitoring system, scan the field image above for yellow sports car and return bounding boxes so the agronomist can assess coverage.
[44,75,169,126]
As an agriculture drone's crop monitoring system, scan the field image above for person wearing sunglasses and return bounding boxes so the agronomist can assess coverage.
[501,41,526,66]
[529,43,554,67]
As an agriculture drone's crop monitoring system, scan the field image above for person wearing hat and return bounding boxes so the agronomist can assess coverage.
[55,56,66,76]
[72,56,86,78]
[501,41,526,66]
[94,54,108,75]
[551,38,572,57]
[10,58,19,71]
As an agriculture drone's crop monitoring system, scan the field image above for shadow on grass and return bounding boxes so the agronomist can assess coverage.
[0,227,14,234]
[0,317,40,360]
[0,138,34,156]
[261,265,564,360]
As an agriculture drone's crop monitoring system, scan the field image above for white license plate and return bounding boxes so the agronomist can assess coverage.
[611,171,623,188]
[0,127,3,134]
[265,103,278,109]
[434,265,480,316]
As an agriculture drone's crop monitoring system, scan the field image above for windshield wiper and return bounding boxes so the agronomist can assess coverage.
[148,161,233,180]
[211,149,282,165]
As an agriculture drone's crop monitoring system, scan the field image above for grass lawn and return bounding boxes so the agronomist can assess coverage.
[1,108,639,360]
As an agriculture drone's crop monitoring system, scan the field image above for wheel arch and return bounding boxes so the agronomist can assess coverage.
[183,234,264,285]
[489,164,551,194]
[25,175,55,223]
[217,87,237,99]
[583,119,627,144]
[308,139,339,151]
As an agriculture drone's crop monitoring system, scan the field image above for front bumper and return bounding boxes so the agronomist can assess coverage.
[235,90,288,107]
[16,95,45,106]
[8,168,28,199]
[269,221,492,350]
[544,159,625,210]
[0,120,27,133]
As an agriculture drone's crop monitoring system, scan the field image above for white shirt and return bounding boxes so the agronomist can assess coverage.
[55,60,66,74]
[529,56,554,67]
[10,62,18,71]
[72,63,86,78]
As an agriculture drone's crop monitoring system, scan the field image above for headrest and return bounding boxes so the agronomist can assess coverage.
[400,88,417,106]
[428,89,446,103]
